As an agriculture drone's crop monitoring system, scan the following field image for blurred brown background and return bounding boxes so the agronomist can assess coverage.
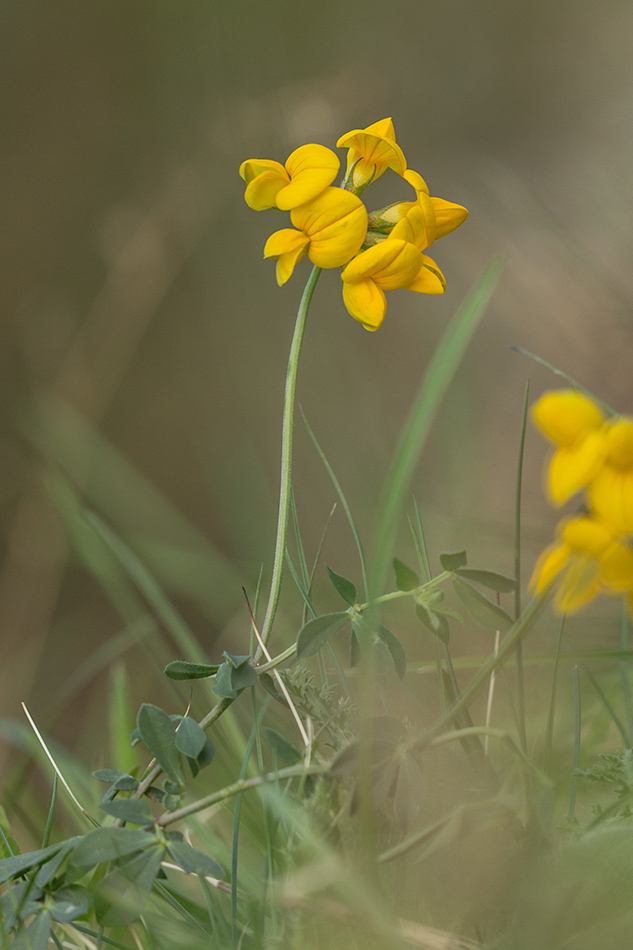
[1,0,633,763]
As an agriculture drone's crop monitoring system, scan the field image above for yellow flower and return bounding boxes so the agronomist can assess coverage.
[368,168,469,245]
[341,207,445,330]
[239,144,340,211]
[531,389,607,505]
[589,418,633,532]
[530,515,633,613]
[264,187,367,286]
[337,118,407,192]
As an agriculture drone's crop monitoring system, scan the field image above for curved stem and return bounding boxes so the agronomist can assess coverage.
[258,265,322,652]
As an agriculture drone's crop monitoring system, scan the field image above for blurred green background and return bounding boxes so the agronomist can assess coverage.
[2,0,633,768]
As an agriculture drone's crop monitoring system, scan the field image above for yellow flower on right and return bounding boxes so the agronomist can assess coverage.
[531,387,633,613]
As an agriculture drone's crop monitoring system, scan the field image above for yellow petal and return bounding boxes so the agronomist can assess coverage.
[590,468,633,534]
[532,390,605,446]
[240,160,288,210]
[292,188,367,268]
[605,418,633,469]
[560,516,615,556]
[264,229,310,285]
[430,197,469,240]
[529,541,570,594]
[390,203,435,251]
[599,539,633,592]
[405,256,446,294]
[342,240,420,290]
[337,118,407,186]
[547,430,607,505]
[403,168,430,195]
[276,144,340,210]
[342,279,387,331]
[554,555,602,613]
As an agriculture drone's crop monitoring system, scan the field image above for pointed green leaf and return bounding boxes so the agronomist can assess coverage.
[393,558,419,592]
[452,576,514,631]
[187,735,215,778]
[100,798,153,825]
[212,658,257,698]
[211,662,238,698]
[95,846,162,927]
[439,550,468,571]
[258,672,290,707]
[12,910,51,950]
[49,886,90,922]
[455,567,517,593]
[296,612,351,658]
[0,842,69,884]
[71,827,156,866]
[34,839,77,887]
[0,805,19,860]
[137,704,185,787]
[222,652,251,668]
[164,660,219,680]
[326,565,357,605]
[264,728,302,765]
[415,604,450,644]
[166,840,224,879]
[175,717,207,759]
[377,625,407,679]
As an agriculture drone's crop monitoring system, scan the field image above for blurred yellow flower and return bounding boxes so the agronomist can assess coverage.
[264,187,367,285]
[337,118,407,192]
[240,144,339,211]
[531,389,607,505]
[590,418,633,533]
[530,515,633,613]
[341,207,445,330]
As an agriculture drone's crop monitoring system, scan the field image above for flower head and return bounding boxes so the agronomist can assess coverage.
[240,144,340,211]
[337,118,407,192]
[530,515,633,613]
[264,187,367,285]
[531,389,607,505]
[368,168,469,246]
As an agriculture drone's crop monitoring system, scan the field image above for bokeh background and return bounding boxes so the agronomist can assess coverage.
[2,0,633,773]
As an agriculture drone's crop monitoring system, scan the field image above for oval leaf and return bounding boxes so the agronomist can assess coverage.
[264,728,302,765]
[393,558,419,592]
[415,604,450,644]
[175,717,207,760]
[164,660,219,680]
[71,827,156,867]
[166,840,224,879]
[455,567,517,593]
[376,625,407,679]
[326,565,357,605]
[296,612,351,658]
[137,704,185,787]
[452,576,513,631]
[100,798,153,825]
[439,550,468,571]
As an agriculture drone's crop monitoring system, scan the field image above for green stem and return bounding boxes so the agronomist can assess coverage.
[157,762,328,827]
[259,265,322,652]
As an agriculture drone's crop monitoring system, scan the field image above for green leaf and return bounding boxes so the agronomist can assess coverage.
[455,567,517,593]
[296,612,351,658]
[223,652,251,668]
[212,658,258,699]
[415,604,450,644]
[452,576,514,631]
[49,886,91,922]
[12,910,51,950]
[376,625,407,679]
[175,717,207,759]
[0,842,69,884]
[258,672,290,707]
[325,565,357,605]
[71,827,156,867]
[34,839,77,887]
[439,550,468,571]
[0,805,19,860]
[166,840,224,879]
[95,846,163,927]
[100,798,153,825]
[137,704,185,787]
[187,736,215,778]
[164,660,219,680]
[93,769,137,789]
[264,728,302,765]
[393,558,419,592]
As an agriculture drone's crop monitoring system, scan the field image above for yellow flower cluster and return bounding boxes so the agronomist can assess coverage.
[530,389,633,613]
[240,119,468,330]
